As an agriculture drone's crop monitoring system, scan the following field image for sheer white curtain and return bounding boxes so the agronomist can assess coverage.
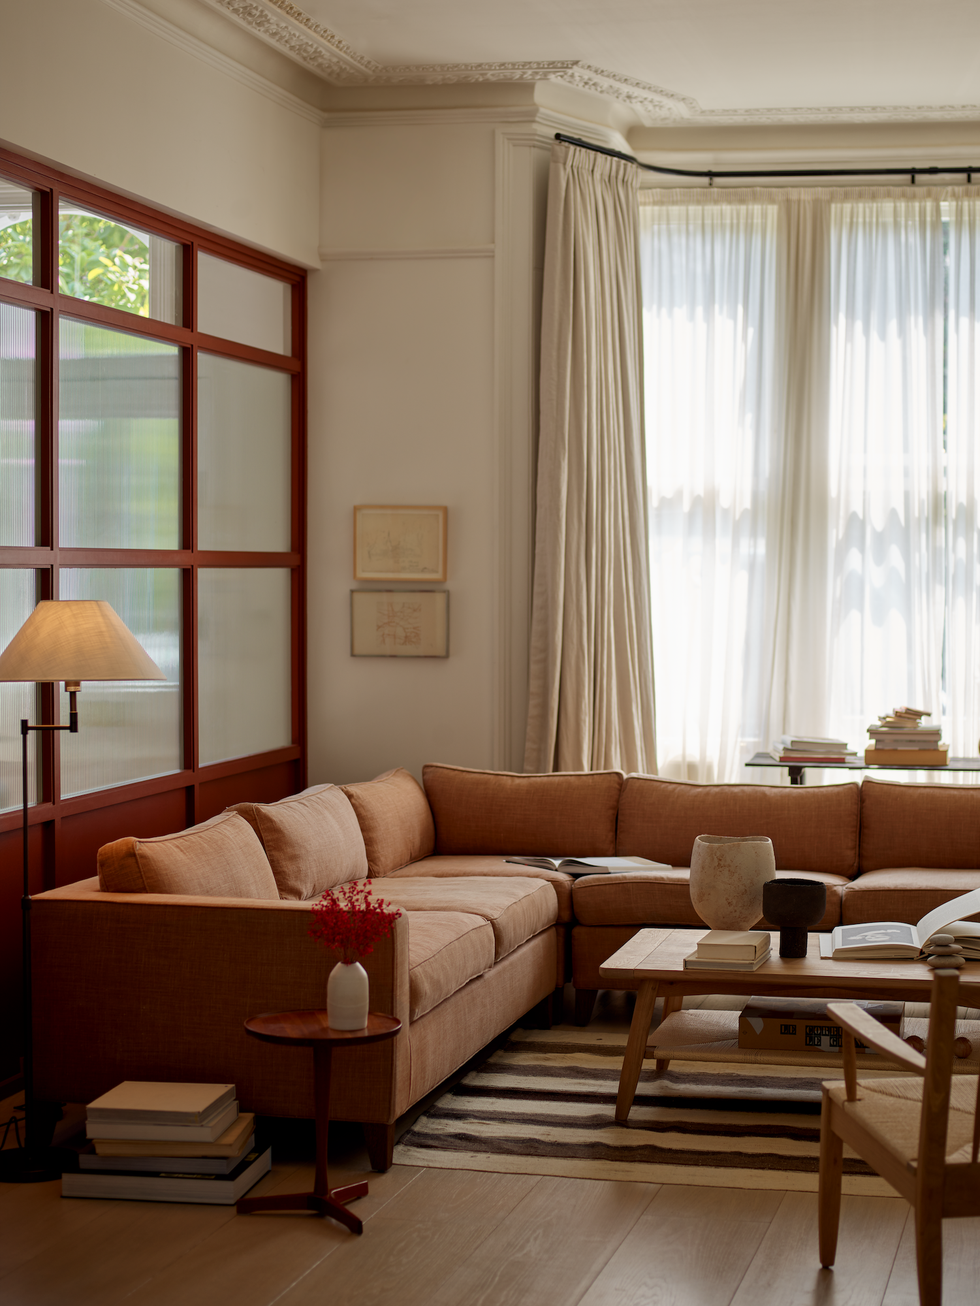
[641,187,980,782]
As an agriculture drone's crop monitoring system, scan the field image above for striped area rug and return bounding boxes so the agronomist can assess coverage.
[393,1027,897,1194]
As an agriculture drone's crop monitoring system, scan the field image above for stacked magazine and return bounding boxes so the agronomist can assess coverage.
[769,735,856,764]
[866,706,947,766]
[63,1081,270,1204]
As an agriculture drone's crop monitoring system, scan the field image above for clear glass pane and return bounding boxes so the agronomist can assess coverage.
[198,568,291,766]
[197,253,291,355]
[0,571,39,812]
[59,569,181,797]
[0,179,36,285]
[59,317,180,548]
[0,303,35,545]
[198,354,291,551]
[59,201,182,324]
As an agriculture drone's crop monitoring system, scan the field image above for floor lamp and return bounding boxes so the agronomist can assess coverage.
[0,600,164,1183]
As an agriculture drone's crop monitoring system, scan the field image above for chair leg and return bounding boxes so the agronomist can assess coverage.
[914,1201,943,1306]
[818,1098,844,1268]
[574,989,598,1026]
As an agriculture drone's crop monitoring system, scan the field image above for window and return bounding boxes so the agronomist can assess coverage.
[640,188,980,783]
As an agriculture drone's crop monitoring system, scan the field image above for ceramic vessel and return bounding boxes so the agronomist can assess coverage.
[689,834,775,931]
[327,960,369,1030]
[762,877,827,957]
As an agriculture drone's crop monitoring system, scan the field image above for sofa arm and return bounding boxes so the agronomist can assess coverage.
[31,885,411,1123]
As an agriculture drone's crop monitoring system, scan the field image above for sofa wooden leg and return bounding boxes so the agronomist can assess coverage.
[551,986,564,1026]
[574,989,598,1026]
[363,1122,395,1173]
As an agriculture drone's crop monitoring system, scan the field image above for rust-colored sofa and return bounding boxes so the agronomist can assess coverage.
[30,765,980,1164]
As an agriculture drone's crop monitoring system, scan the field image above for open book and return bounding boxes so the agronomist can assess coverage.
[820,886,980,960]
[504,855,670,875]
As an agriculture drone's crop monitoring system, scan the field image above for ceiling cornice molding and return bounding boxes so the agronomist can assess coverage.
[196,0,980,128]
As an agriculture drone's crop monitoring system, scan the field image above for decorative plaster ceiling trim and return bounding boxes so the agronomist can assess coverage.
[102,0,324,123]
[693,105,980,126]
[318,245,495,261]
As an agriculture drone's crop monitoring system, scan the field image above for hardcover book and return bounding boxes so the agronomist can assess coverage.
[92,1112,255,1158]
[504,855,670,874]
[86,1081,236,1126]
[820,887,980,960]
[63,1147,271,1205]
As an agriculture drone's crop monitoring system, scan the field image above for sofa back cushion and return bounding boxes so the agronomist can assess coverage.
[227,785,367,899]
[616,775,861,877]
[859,778,980,872]
[97,811,279,898]
[340,768,436,876]
[422,763,623,856]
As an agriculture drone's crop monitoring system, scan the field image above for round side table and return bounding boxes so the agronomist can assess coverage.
[236,1009,401,1234]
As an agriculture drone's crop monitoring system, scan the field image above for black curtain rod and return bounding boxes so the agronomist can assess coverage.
[554,132,978,186]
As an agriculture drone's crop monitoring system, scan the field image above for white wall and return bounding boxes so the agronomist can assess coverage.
[0,0,321,266]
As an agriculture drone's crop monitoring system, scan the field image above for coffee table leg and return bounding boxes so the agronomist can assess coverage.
[615,979,659,1122]
[655,991,684,1072]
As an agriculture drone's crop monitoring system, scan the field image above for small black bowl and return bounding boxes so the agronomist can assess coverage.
[762,878,827,958]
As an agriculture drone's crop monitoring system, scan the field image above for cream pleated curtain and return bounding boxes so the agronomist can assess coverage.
[524,142,657,774]
[641,186,980,782]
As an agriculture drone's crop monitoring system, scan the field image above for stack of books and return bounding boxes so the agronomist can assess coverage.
[684,930,772,971]
[769,735,856,764]
[866,706,947,766]
[63,1081,271,1205]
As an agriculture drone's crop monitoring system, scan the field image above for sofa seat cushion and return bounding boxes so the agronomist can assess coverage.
[227,785,367,900]
[860,778,980,872]
[388,856,575,924]
[407,911,496,1021]
[616,775,860,878]
[340,768,436,876]
[373,876,557,961]
[572,868,846,931]
[842,869,980,925]
[97,811,279,899]
[422,763,622,857]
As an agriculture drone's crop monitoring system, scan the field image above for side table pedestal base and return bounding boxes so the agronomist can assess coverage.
[237,1180,369,1234]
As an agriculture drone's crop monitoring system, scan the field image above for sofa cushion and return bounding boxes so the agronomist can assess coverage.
[340,768,436,876]
[860,778,980,873]
[388,855,575,924]
[422,763,622,857]
[616,775,861,878]
[572,867,846,931]
[843,869,980,925]
[97,811,279,899]
[227,785,367,900]
[407,911,496,1021]
[373,876,557,961]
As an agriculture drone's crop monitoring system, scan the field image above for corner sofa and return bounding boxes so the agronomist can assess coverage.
[30,765,980,1167]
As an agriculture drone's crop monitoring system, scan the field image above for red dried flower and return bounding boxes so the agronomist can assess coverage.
[308,881,401,964]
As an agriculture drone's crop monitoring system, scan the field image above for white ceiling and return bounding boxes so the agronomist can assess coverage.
[199,0,980,126]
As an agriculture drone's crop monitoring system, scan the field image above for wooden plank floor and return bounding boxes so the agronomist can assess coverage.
[2,987,979,1306]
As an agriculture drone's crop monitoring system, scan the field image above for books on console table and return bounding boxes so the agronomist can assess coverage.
[684,930,772,971]
[505,855,670,874]
[63,1147,271,1204]
[820,886,980,960]
[865,743,948,766]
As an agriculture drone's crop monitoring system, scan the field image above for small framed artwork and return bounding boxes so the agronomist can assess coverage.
[351,590,449,657]
[353,505,447,583]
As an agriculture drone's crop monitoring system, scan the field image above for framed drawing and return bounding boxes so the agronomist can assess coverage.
[351,590,449,657]
[353,505,447,582]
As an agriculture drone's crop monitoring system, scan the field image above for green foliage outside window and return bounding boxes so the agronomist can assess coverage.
[0,212,151,316]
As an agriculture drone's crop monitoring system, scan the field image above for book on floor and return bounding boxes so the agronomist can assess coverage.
[820,887,980,960]
[80,1134,256,1174]
[691,930,771,961]
[738,997,903,1052]
[62,1147,271,1205]
[504,855,670,874]
[92,1112,255,1158]
[86,1098,239,1142]
[85,1081,236,1126]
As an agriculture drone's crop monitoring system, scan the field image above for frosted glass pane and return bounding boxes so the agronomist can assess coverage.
[0,572,38,813]
[198,354,291,551]
[0,179,36,285]
[59,318,180,548]
[0,303,35,545]
[59,202,182,324]
[59,569,181,797]
[197,253,291,355]
[198,569,291,766]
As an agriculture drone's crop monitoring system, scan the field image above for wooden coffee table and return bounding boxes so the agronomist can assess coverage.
[236,1010,401,1233]
[600,928,980,1122]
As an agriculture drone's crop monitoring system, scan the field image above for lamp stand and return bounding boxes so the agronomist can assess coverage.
[0,689,80,1182]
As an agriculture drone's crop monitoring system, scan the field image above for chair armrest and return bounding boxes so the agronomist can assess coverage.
[826,1001,926,1073]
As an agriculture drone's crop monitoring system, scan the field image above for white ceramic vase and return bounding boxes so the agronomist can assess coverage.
[327,960,369,1030]
[689,834,775,931]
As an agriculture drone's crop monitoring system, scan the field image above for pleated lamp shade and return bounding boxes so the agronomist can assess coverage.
[0,601,165,683]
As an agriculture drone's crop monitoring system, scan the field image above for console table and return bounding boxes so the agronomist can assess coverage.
[746,751,980,786]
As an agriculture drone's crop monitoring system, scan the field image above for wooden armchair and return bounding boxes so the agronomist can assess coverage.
[818,969,980,1306]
